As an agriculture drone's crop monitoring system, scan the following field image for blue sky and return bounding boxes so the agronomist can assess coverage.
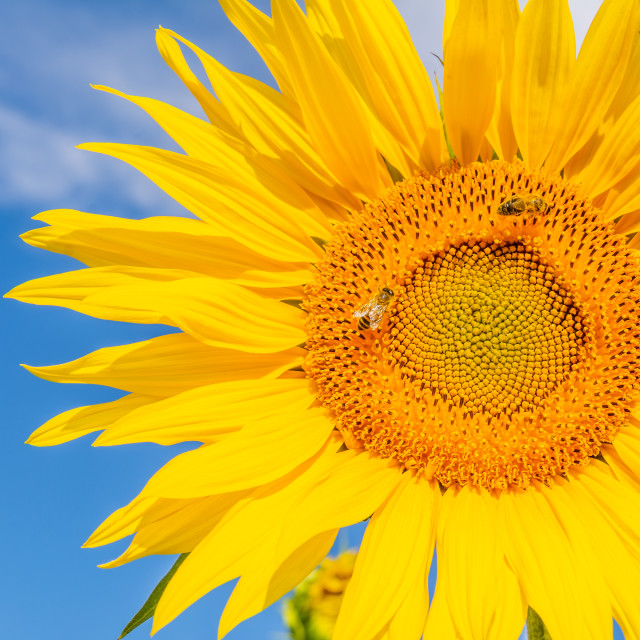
[1,1,622,639]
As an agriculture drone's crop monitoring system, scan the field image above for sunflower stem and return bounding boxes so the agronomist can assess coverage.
[526,607,552,640]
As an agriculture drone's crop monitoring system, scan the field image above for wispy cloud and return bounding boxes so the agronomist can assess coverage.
[0,104,95,202]
[1,0,263,216]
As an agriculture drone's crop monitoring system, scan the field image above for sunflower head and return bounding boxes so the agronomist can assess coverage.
[9,0,640,639]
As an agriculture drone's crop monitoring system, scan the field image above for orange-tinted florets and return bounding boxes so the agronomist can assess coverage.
[304,162,640,491]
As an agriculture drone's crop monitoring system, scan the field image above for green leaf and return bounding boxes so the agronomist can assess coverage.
[527,607,553,640]
[118,553,189,639]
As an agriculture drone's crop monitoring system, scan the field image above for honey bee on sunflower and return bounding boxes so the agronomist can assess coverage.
[353,286,395,331]
[497,193,549,216]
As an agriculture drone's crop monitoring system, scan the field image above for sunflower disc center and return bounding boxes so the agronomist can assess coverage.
[390,240,584,416]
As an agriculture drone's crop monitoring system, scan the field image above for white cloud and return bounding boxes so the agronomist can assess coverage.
[0,104,94,202]
[0,0,220,215]
[0,102,187,216]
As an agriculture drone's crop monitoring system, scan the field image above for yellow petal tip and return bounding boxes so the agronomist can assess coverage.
[4,287,19,300]
[97,558,121,569]
[91,432,114,447]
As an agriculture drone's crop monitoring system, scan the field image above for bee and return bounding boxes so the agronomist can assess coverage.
[497,194,548,216]
[353,287,395,331]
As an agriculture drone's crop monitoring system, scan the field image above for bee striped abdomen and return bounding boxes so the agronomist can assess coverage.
[353,287,395,332]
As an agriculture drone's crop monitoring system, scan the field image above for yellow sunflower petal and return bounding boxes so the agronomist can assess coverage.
[510,0,574,168]
[570,93,640,198]
[78,143,325,263]
[94,378,315,447]
[443,0,462,53]
[84,496,178,548]
[499,483,611,640]
[272,0,386,200]
[601,444,640,490]
[23,333,303,398]
[151,442,397,634]
[313,0,444,172]
[217,0,294,96]
[602,172,640,223]
[332,473,437,640]
[5,265,194,319]
[443,0,500,164]
[151,492,286,634]
[612,426,640,479]
[564,32,640,184]
[576,459,640,559]
[131,407,332,499]
[385,568,429,640]
[84,277,306,352]
[545,0,640,171]
[630,230,640,250]
[218,529,338,639]
[422,577,458,638]
[485,0,520,162]
[605,31,640,125]
[26,394,153,447]
[277,454,402,551]
[8,269,306,352]
[101,493,247,567]
[23,210,312,287]
[440,486,526,640]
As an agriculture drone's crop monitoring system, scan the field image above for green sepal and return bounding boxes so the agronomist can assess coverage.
[382,156,404,183]
[434,74,456,160]
[527,607,553,640]
[118,553,189,639]
[282,299,304,310]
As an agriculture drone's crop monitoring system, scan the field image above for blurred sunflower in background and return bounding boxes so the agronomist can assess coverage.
[8,0,640,638]
[284,550,357,640]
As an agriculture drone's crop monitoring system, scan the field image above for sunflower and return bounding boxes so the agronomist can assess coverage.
[8,0,640,638]
[284,549,357,639]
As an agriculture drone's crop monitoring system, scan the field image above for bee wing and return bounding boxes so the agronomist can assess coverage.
[367,303,387,329]
[353,298,375,318]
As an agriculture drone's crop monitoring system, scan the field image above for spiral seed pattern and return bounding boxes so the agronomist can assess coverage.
[390,240,585,417]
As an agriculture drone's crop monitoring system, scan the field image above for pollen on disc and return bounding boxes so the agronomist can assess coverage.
[304,161,640,491]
